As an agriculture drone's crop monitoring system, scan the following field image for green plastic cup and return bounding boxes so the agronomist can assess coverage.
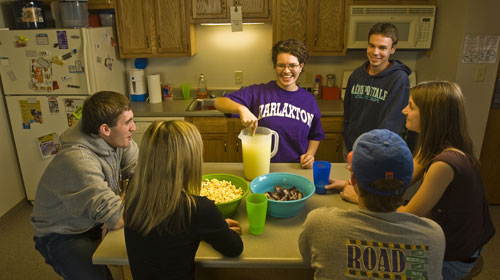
[181,83,190,99]
[246,193,267,235]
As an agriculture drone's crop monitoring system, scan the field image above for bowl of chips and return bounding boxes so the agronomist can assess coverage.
[201,174,249,218]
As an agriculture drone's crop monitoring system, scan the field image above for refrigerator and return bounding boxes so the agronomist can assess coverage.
[0,27,126,201]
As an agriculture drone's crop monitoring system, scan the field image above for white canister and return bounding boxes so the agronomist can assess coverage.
[128,69,147,102]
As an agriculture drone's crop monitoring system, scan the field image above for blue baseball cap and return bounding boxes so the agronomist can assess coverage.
[352,129,413,196]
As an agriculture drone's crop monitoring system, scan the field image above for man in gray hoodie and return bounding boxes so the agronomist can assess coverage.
[31,91,138,280]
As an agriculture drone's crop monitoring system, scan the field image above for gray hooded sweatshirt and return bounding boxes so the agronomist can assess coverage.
[31,121,138,237]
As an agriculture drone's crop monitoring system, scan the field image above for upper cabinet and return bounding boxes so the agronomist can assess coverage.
[191,0,271,23]
[88,0,114,9]
[273,0,346,56]
[115,0,196,58]
[348,0,436,4]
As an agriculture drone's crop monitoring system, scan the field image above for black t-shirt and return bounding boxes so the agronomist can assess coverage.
[428,150,495,261]
[124,196,243,279]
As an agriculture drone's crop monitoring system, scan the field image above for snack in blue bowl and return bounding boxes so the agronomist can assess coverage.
[250,172,314,218]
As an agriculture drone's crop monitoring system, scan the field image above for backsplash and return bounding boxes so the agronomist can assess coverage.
[125,23,418,90]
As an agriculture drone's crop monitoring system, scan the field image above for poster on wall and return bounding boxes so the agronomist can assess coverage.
[461,35,500,63]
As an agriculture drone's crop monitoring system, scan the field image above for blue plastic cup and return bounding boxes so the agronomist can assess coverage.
[313,161,331,194]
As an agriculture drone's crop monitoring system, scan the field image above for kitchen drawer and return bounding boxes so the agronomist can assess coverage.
[186,117,229,133]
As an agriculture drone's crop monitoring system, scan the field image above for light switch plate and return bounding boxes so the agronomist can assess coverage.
[475,66,486,82]
[235,71,243,83]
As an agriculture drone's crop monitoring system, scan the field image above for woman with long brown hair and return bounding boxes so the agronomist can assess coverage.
[123,120,243,279]
[398,81,494,279]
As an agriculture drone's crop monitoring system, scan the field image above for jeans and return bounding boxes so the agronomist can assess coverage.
[34,227,112,280]
[442,248,481,280]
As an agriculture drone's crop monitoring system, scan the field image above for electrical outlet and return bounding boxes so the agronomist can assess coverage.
[235,71,243,83]
[474,66,486,82]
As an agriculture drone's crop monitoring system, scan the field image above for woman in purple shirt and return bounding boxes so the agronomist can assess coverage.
[214,39,325,168]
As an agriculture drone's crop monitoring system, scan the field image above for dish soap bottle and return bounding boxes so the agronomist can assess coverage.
[197,73,208,99]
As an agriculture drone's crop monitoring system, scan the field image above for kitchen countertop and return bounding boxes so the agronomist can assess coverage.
[131,98,343,118]
[92,162,355,268]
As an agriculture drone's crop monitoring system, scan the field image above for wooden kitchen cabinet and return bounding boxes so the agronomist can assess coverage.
[115,0,196,58]
[348,0,437,5]
[273,0,346,56]
[315,117,344,163]
[191,0,270,23]
[185,117,243,162]
[88,0,114,9]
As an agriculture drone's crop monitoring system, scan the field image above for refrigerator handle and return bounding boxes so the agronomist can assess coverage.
[81,28,94,94]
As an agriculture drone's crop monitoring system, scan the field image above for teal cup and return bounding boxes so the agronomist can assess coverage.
[246,193,268,235]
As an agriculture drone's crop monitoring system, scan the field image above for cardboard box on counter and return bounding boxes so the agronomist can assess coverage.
[322,87,340,100]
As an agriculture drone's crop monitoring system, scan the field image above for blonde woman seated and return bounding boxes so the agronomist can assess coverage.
[123,121,243,279]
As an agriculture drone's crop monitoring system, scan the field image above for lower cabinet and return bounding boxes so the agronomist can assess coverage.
[187,116,343,163]
[316,116,344,163]
[185,117,243,162]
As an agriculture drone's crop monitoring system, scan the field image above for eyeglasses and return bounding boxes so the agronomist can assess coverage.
[275,63,301,70]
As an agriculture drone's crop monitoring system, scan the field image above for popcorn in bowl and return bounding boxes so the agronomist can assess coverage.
[201,178,243,203]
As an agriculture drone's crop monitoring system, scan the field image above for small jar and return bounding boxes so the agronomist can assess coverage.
[326,74,336,87]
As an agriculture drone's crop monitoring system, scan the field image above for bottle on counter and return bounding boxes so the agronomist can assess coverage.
[197,73,208,99]
[312,78,320,99]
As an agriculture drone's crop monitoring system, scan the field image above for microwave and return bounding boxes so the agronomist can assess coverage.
[347,5,436,49]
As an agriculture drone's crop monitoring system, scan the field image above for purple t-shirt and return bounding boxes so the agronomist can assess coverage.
[225,81,325,163]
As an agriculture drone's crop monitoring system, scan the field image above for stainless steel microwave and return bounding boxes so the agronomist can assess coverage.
[347,5,436,49]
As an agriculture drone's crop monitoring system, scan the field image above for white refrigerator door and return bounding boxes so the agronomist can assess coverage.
[82,27,126,95]
[0,29,89,95]
[6,95,87,201]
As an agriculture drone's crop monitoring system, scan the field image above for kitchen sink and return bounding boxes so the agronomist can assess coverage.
[186,98,217,111]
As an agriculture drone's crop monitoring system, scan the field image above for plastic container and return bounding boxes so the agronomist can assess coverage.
[98,12,114,27]
[59,0,88,28]
[11,1,46,29]
[197,73,208,99]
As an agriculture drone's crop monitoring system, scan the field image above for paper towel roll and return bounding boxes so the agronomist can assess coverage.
[147,74,162,104]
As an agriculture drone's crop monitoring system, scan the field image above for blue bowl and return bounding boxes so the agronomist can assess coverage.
[250,172,315,218]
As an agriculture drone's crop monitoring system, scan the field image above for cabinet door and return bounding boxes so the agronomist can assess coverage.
[192,0,227,19]
[273,0,308,43]
[201,134,232,162]
[88,0,113,9]
[308,0,346,54]
[154,0,193,55]
[239,0,270,18]
[115,0,152,56]
[192,0,269,21]
[316,133,344,163]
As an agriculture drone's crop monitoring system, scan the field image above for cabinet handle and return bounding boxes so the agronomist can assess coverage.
[336,141,339,152]
[146,35,150,48]
[157,35,161,49]
[221,0,225,10]
[314,34,318,47]
[224,141,227,152]
[236,142,239,153]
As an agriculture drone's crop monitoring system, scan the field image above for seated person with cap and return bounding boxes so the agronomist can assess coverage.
[298,129,445,279]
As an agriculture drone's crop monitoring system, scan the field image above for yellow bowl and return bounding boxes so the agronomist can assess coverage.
[201,174,249,218]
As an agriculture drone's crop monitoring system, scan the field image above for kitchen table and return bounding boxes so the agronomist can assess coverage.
[93,162,355,279]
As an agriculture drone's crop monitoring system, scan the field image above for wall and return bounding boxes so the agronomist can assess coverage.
[134,23,417,90]
[415,0,500,157]
[0,0,27,217]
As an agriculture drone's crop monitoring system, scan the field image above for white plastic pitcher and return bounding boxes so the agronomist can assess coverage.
[238,127,279,181]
